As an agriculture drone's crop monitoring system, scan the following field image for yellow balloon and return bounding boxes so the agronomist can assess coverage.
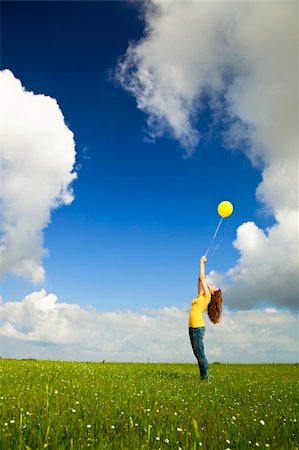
[218,201,233,218]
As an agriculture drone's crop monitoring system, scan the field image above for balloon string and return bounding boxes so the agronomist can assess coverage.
[204,217,223,257]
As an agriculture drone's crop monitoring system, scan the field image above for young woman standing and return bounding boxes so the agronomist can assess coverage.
[188,255,222,380]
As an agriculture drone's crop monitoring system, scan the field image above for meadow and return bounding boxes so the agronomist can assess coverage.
[0,360,298,450]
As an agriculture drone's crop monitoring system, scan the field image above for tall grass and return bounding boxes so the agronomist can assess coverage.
[0,360,298,449]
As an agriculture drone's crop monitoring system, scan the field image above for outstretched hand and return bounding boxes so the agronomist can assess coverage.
[200,255,207,264]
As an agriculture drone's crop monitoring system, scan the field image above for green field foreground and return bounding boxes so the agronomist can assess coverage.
[0,360,298,450]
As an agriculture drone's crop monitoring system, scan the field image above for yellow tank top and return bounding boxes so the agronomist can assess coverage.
[188,293,211,327]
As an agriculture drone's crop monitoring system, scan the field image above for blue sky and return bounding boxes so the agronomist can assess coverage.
[0,1,261,306]
[0,1,297,362]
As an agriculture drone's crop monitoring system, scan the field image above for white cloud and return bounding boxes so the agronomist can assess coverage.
[0,290,297,363]
[218,213,299,309]
[117,1,298,309]
[0,70,76,283]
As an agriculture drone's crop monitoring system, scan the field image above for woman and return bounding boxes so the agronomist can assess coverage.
[188,255,222,381]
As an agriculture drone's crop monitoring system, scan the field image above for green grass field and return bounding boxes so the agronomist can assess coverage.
[0,360,298,450]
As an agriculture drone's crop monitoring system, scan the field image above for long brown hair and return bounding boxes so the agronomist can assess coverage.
[208,289,222,324]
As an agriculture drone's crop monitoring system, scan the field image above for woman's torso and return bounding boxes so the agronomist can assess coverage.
[188,293,211,327]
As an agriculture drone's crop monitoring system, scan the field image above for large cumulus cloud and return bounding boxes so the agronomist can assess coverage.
[0,70,76,283]
[117,1,298,309]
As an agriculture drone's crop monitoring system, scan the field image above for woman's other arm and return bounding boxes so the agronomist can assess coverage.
[198,255,210,296]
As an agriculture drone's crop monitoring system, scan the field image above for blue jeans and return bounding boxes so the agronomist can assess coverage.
[189,327,210,380]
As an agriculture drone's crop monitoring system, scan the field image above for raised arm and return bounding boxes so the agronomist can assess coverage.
[197,255,210,297]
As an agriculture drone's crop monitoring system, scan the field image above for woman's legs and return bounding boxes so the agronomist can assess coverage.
[189,327,210,380]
